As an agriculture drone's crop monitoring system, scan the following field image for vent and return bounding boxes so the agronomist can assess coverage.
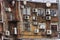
[46,16,51,20]
[54,14,57,16]
[32,8,38,12]
[34,29,39,33]
[23,1,27,5]
[47,30,52,35]
[12,0,15,6]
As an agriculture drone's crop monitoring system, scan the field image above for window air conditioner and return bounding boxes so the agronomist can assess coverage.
[23,1,27,5]
[54,14,57,16]
[32,8,38,12]
[24,16,29,19]
[47,30,52,35]
[46,9,50,15]
[12,0,15,6]
[5,7,11,12]
[5,30,10,36]
[34,29,39,33]
[46,16,51,20]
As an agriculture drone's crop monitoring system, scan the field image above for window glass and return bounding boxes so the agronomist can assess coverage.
[22,7,30,15]
[37,9,45,16]
[24,22,30,31]
[50,9,56,16]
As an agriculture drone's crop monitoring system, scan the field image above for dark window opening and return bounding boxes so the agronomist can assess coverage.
[51,25,57,32]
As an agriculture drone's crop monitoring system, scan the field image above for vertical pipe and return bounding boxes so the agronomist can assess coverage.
[18,1,24,32]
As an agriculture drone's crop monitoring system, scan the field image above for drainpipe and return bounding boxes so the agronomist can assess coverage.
[17,0,24,39]
[18,0,24,32]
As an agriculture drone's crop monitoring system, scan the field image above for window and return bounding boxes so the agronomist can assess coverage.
[8,23,17,34]
[51,25,57,32]
[7,13,15,20]
[22,7,31,15]
[51,23,58,32]
[38,23,46,32]
[50,9,57,16]
[24,22,30,31]
[37,9,45,16]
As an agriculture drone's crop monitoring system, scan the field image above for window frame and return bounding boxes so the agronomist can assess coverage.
[50,9,57,16]
[23,22,31,32]
[37,8,45,16]
[22,7,31,15]
[50,23,58,32]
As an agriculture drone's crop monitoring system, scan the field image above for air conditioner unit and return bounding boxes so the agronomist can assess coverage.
[39,23,46,29]
[23,1,27,5]
[20,5,24,8]
[5,30,10,36]
[54,14,57,16]
[46,9,50,15]
[12,0,15,6]
[24,16,29,19]
[32,16,36,20]
[46,16,51,20]
[14,27,17,34]
[32,8,38,12]
[34,29,39,33]
[47,30,52,35]
[5,7,11,12]
[33,22,38,26]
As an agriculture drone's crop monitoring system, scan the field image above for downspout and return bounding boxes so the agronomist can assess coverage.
[18,0,24,37]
